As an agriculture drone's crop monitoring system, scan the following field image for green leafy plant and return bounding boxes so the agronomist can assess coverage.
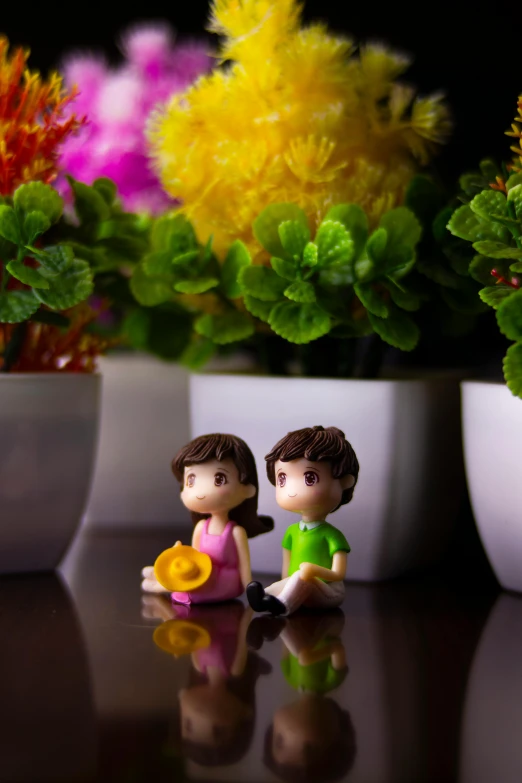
[128,200,430,375]
[446,174,522,397]
[0,182,94,325]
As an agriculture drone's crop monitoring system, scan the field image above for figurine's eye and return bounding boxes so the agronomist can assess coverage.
[277,473,286,487]
[214,472,227,486]
[186,473,196,488]
[304,471,319,486]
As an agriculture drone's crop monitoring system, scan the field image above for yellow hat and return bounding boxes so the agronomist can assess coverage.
[154,545,212,592]
[153,619,211,657]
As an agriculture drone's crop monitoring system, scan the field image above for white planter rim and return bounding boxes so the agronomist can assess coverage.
[191,372,454,386]
[0,373,100,381]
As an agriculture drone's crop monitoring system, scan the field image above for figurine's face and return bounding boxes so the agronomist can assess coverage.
[274,458,354,520]
[181,458,255,515]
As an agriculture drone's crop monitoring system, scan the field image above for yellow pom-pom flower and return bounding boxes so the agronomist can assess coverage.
[149,0,450,258]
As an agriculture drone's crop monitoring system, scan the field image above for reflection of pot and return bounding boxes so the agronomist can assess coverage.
[459,594,522,783]
[0,374,100,573]
[191,374,463,580]
[0,573,96,780]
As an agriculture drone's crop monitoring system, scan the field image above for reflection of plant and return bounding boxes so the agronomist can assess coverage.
[447,175,522,397]
[59,24,211,214]
[0,36,83,195]
[129,200,426,372]
[149,0,450,257]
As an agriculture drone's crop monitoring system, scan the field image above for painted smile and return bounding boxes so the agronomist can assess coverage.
[287,493,297,498]
[196,495,206,500]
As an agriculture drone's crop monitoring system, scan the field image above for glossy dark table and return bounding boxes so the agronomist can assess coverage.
[1,530,520,783]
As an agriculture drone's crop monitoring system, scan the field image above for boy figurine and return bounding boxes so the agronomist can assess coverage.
[247,426,359,616]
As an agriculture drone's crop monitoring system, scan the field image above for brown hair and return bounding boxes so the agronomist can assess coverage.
[265,426,359,508]
[172,433,273,538]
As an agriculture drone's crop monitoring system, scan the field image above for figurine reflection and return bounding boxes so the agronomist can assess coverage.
[143,597,270,767]
[251,610,356,782]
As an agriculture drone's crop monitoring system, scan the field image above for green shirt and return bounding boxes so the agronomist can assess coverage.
[281,646,347,694]
[282,522,350,577]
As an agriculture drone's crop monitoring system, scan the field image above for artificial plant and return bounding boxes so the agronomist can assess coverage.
[149,0,450,258]
[59,24,211,214]
[129,199,426,375]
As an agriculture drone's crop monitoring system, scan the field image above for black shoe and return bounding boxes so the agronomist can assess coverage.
[246,581,287,616]
[246,581,266,611]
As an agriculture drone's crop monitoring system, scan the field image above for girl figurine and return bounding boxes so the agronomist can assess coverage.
[141,433,273,605]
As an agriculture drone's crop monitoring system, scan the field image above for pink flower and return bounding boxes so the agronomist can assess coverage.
[58,23,212,214]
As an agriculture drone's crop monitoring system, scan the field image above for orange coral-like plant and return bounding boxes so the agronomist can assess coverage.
[0,36,84,195]
[0,304,112,372]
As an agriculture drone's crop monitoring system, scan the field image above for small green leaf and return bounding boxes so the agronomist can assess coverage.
[432,207,454,242]
[315,220,354,266]
[130,262,173,306]
[0,205,21,244]
[180,337,216,369]
[243,295,274,322]
[368,308,419,351]
[284,280,316,303]
[174,277,219,294]
[6,260,50,289]
[302,242,318,268]
[510,261,522,273]
[172,249,200,267]
[195,311,255,344]
[23,210,51,243]
[14,182,63,223]
[271,256,298,281]
[479,285,516,309]
[318,262,355,286]
[354,283,389,317]
[384,280,422,311]
[472,241,522,259]
[93,177,118,205]
[31,245,74,275]
[67,176,110,224]
[503,342,522,399]
[496,288,522,340]
[239,265,287,301]
[221,240,251,298]
[379,207,422,251]
[268,301,331,344]
[507,183,522,219]
[0,290,39,322]
[447,205,511,244]
[366,228,388,263]
[253,203,309,258]
[34,259,94,310]
[278,220,310,259]
[469,190,508,220]
[143,251,176,278]
[324,204,368,260]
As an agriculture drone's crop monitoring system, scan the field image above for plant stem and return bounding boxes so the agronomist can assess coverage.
[2,322,27,372]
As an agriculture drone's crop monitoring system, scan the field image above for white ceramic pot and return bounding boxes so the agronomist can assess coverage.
[0,374,100,573]
[83,354,190,529]
[459,594,522,783]
[190,374,463,580]
[461,381,522,592]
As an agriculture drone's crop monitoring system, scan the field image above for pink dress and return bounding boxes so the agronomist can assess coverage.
[171,519,243,605]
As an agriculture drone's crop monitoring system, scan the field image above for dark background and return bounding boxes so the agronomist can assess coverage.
[4,0,520,185]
